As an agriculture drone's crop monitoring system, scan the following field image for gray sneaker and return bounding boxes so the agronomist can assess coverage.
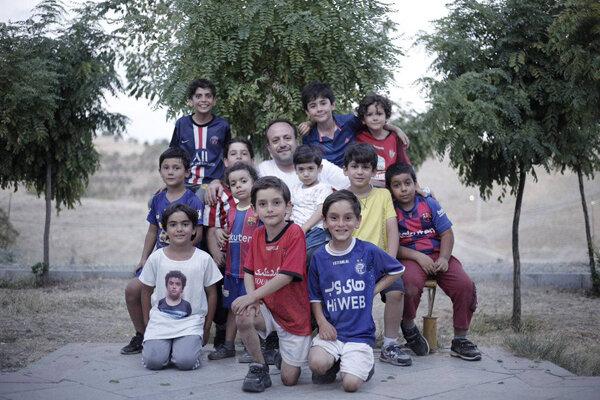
[208,345,235,360]
[380,343,412,366]
[242,363,272,393]
[238,347,253,363]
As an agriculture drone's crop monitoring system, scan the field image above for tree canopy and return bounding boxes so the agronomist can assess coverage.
[99,0,400,148]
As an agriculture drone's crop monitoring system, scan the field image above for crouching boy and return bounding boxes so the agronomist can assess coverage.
[308,190,405,392]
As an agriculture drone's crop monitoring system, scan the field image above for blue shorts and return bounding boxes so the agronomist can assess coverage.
[222,275,247,309]
[380,276,405,303]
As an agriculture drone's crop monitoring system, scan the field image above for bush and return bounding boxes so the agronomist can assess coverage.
[0,207,18,248]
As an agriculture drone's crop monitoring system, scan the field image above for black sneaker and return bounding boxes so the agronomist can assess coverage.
[208,344,235,360]
[273,351,282,370]
[402,324,430,356]
[120,332,143,355]
[450,338,482,361]
[242,363,272,393]
[380,343,412,366]
[263,348,279,365]
[312,358,340,384]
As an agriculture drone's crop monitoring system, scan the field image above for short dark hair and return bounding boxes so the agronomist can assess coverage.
[301,81,335,110]
[356,93,392,121]
[264,118,297,140]
[385,163,417,188]
[165,270,187,288]
[343,143,377,169]
[251,176,291,207]
[224,162,259,186]
[322,190,361,219]
[223,137,254,159]
[186,78,216,99]
[293,144,323,166]
[160,147,191,170]
[161,203,199,230]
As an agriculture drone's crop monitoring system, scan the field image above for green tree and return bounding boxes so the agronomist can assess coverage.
[99,0,399,150]
[0,0,127,274]
[418,0,573,329]
[393,109,436,169]
[547,0,600,293]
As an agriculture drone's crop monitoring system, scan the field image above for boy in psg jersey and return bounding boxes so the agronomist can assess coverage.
[170,79,231,197]
[308,190,404,392]
[232,177,312,393]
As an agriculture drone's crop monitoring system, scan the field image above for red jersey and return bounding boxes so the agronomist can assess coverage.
[243,223,311,336]
[356,131,411,183]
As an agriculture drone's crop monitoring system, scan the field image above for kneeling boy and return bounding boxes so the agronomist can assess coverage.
[232,177,311,392]
[308,190,405,392]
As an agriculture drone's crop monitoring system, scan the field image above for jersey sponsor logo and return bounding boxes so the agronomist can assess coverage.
[324,279,365,295]
[354,260,366,275]
[332,259,349,266]
[229,233,252,243]
[399,228,436,238]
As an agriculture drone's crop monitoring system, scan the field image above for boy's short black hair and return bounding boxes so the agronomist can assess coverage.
[264,118,297,140]
[186,78,216,99]
[160,147,191,170]
[385,163,417,188]
[165,270,187,288]
[161,203,199,231]
[343,143,378,169]
[251,176,291,207]
[301,81,335,110]
[223,137,254,159]
[224,162,259,186]
[356,93,393,120]
[322,190,361,219]
[293,144,323,166]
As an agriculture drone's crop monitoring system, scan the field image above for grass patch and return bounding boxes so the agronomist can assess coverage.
[469,313,539,335]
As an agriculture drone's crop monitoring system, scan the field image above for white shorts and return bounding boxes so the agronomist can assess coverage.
[311,336,374,381]
[257,304,311,367]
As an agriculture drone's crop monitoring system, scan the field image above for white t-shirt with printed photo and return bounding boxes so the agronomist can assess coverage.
[290,182,333,229]
[139,248,222,341]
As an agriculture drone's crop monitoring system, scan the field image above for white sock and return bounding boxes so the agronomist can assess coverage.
[383,336,398,347]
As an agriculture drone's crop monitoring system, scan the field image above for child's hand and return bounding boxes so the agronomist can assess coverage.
[203,324,211,346]
[298,121,311,136]
[317,320,337,341]
[204,179,224,206]
[212,250,225,267]
[434,257,449,273]
[232,294,258,315]
[417,254,436,275]
[397,130,410,147]
[215,228,229,249]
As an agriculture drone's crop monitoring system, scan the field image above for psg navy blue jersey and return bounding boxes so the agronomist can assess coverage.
[302,113,363,167]
[170,114,231,185]
[308,239,404,346]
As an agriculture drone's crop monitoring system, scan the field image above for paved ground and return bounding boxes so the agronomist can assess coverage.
[1,344,599,399]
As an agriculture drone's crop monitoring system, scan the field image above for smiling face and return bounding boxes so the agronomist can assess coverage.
[324,200,361,245]
[159,157,188,188]
[362,103,387,134]
[305,96,336,125]
[165,211,196,246]
[188,87,216,116]
[389,172,417,210]
[228,169,254,202]
[266,122,297,166]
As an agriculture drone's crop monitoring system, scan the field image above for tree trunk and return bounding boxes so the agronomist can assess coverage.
[512,168,526,331]
[576,166,599,293]
[43,159,51,280]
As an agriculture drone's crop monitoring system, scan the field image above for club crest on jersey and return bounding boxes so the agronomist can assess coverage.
[247,216,257,225]
[210,135,220,145]
[421,212,433,223]
[389,150,396,158]
[355,260,366,275]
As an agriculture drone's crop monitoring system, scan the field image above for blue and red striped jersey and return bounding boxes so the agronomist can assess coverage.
[395,195,452,254]
[170,114,231,185]
[225,205,261,278]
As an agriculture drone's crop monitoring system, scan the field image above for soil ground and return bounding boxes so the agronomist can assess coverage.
[1,279,598,375]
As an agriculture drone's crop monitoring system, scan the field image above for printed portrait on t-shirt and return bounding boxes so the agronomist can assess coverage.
[157,270,192,319]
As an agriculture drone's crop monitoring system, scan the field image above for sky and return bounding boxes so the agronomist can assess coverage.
[0,0,449,143]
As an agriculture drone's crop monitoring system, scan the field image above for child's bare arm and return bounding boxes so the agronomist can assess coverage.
[137,224,158,272]
[384,123,410,147]
[385,217,399,258]
[398,246,436,275]
[233,274,293,315]
[374,273,402,295]
[192,225,203,247]
[206,227,225,266]
[203,283,217,345]
[140,283,155,329]
[301,204,324,234]
[435,229,454,273]
[311,302,337,340]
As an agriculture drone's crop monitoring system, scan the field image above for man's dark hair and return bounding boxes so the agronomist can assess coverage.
[264,118,297,140]
[165,270,187,288]
[160,147,191,170]
[343,143,377,169]
[322,190,361,219]
[385,163,417,189]
[224,162,259,186]
[301,81,335,110]
[356,93,392,121]
[293,144,323,166]
[186,78,216,99]
[251,176,291,207]
[223,137,254,159]
[161,203,199,231]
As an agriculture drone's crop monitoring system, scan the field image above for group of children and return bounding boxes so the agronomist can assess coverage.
[120,78,481,393]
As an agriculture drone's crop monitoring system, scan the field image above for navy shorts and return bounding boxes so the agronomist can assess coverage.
[380,275,405,303]
[222,275,247,309]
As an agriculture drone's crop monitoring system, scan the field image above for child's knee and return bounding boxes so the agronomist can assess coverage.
[342,375,363,392]
[173,354,201,370]
[142,350,169,370]
[235,313,254,331]
[124,279,142,302]
[281,372,300,386]
[308,354,332,375]
[385,290,404,303]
